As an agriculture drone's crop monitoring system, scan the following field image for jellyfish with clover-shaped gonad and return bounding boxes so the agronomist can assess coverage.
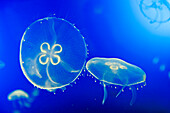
[20,17,87,92]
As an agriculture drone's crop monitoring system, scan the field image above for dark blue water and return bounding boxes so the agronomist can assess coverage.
[0,0,170,113]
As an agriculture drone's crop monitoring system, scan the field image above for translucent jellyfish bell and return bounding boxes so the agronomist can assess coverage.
[20,17,87,91]
[86,57,146,106]
[8,90,29,101]
[8,90,30,108]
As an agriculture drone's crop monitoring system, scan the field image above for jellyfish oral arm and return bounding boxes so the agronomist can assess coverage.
[102,83,107,104]
[46,62,58,84]
[116,86,126,98]
[129,86,136,106]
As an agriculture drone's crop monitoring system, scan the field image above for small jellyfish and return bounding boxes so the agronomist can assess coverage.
[86,57,146,106]
[8,90,30,113]
[20,17,87,92]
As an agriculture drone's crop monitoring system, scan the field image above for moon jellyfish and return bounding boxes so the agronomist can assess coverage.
[8,90,30,113]
[20,17,87,92]
[139,0,170,24]
[86,57,146,106]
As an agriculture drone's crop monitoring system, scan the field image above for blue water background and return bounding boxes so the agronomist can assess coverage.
[0,0,170,112]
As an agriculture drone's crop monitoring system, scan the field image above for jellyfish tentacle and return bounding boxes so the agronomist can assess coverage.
[116,86,126,98]
[102,83,107,104]
[129,86,137,106]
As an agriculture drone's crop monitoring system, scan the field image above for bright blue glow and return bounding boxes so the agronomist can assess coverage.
[0,0,170,112]
[8,89,39,113]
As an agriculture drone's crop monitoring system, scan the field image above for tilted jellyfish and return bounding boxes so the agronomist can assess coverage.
[20,17,87,92]
[86,57,146,106]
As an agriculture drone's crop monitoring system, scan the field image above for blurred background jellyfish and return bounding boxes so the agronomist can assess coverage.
[20,17,87,92]
[152,56,159,64]
[159,64,166,71]
[7,90,30,113]
[139,0,170,24]
[131,0,170,36]
[7,89,39,113]
[28,88,39,103]
[86,57,146,106]
[0,60,5,69]
[152,56,167,71]
[31,88,39,97]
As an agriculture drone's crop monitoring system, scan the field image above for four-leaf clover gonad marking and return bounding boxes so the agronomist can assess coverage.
[39,42,62,65]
